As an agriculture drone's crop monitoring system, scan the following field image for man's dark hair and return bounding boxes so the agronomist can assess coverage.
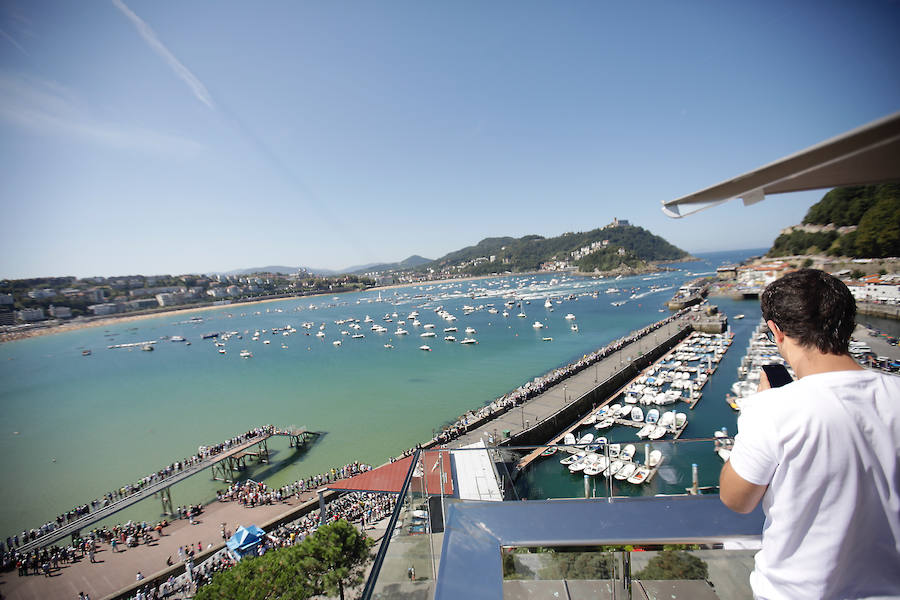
[760,268,856,355]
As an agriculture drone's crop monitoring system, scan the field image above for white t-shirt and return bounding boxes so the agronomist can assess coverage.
[730,369,900,600]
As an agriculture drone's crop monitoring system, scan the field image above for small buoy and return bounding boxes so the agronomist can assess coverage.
[52,458,56,463]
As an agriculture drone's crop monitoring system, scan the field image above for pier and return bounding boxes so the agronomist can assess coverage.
[444,314,694,456]
[513,325,728,471]
[16,427,318,554]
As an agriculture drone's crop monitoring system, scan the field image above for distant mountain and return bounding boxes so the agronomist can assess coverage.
[423,226,689,275]
[219,265,339,276]
[768,184,900,258]
[345,255,433,275]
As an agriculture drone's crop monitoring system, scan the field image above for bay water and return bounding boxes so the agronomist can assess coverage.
[0,249,761,539]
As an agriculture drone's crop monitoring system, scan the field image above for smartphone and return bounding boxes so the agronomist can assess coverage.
[762,363,793,388]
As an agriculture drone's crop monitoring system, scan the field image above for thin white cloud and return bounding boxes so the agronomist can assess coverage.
[0,27,28,56]
[112,0,215,110]
[0,72,203,155]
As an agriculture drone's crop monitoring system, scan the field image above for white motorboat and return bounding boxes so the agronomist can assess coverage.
[607,443,621,459]
[576,433,595,447]
[419,345,431,351]
[564,313,576,320]
[620,444,636,462]
[714,430,734,461]
[383,344,393,349]
[544,298,553,309]
[562,433,576,446]
[636,424,654,439]
[420,332,436,338]
[560,451,585,466]
[444,327,457,332]
[316,331,325,338]
[604,459,625,478]
[609,403,623,417]
[568,454,593,473]
[627,466,651,484]
[460,338,478,345]
[444,336,456,342]
[614,462,637,481]
[571,324,579,332]
[423,323,436,329]
[395,328,409,335]
[647,449,663,467]
[333,340,342,346]
[240,350,252,358]
[352,334,365,339]
[218,348,226,354]
[630,407,644,422]
[583,455,608,477]
[465,327,477,334]
[674,412,687,429]
[645,409,660,424]
[648,426,667,440]
[594,417,615,430]
[532,321,544,329]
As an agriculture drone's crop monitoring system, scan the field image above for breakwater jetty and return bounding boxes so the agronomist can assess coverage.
[667,277,712,310]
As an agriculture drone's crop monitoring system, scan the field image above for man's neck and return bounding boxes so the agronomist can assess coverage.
[784,343,864,379]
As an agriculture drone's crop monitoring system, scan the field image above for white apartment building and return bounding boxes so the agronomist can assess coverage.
[16,307,45,321]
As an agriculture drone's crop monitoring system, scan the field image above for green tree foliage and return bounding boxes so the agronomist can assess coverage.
[576,247,644,272]
[772,184,900,258]
[428,226,688,274]
[853,193,900,258]
[538,549,616,580]
[768,230,838,257]
[195,519,373,600]
[803,186,881,226]
[300,518,374,600]
[635,550,708,580]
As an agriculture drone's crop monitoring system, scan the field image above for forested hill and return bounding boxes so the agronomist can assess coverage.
[768,184,900,258]
[427,225,689,275]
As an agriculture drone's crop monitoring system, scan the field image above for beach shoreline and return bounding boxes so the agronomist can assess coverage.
[0,270,607,344]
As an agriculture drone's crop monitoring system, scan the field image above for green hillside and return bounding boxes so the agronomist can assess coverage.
[768,184,900,258]
[428,225,689,275]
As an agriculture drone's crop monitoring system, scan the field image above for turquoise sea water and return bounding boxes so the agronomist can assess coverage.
[0,250,761,539]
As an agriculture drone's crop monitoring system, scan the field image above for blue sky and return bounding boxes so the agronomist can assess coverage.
[1,1,899,278]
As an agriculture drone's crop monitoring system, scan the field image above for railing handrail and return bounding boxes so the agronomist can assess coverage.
[360,448,422,600]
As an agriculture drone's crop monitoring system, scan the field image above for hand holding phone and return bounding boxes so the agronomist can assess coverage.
[760,363,793,391]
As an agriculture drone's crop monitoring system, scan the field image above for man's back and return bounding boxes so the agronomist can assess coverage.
[730,369,900,600]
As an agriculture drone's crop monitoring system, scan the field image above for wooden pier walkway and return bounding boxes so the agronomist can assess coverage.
[17,427,316,554]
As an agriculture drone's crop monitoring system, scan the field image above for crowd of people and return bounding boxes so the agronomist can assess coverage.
[3,426,275,555]
[426,308,691,446]
[215,461,373,508]
[124,491,397,600]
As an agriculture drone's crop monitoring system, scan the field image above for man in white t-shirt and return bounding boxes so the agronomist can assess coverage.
[720,269,900,600]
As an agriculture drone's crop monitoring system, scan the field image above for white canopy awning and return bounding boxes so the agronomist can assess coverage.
[661,111,900,218]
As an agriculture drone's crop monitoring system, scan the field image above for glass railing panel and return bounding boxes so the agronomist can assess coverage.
[363,440,750,599]
[630,546,757,600]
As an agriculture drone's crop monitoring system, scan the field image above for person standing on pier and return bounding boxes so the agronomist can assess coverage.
[720,269,900,600]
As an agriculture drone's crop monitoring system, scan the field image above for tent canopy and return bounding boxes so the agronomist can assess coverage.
[661,111,900,218]
[226,524,265,558]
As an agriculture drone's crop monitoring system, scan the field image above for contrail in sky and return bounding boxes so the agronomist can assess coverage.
[110,0,358,256]
[0,27,28,56]
[112,0,215,110]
